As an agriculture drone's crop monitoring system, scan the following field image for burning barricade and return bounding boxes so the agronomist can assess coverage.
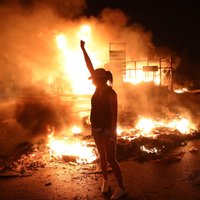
[3,116,198,173]
[0,94,199,179]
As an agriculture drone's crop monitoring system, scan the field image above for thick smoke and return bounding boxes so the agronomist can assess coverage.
[0,99,79,156]
[0,0,87,156]
[0,1,177,93]
[0,0,86,17]
[1,1,198,157]
[0,0,86,92]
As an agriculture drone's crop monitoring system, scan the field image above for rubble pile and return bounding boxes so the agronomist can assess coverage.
[0,143,50,177]
[116,129,200,162]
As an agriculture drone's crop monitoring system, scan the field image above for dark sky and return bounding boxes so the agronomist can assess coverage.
[85,0,200,56]
[85,0,200,79]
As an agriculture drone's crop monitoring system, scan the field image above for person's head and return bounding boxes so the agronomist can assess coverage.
[89,68,113,87]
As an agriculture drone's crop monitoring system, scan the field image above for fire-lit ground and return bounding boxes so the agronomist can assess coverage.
[0,90,200,200]
[1,140,200,200]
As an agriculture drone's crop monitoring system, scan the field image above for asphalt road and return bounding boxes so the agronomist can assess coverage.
[1,140,200,200]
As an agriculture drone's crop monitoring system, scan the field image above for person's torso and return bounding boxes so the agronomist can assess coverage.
[91,86,115,128]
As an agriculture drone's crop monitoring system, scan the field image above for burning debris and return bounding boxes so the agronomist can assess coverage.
[47,131,97,164]
[1,113,199,179]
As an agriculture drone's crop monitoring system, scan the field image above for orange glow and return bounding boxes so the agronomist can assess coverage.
[119,116,196,140]
[135,116,196,135]
[56,33,67,50]
[54,26,171,94]
[77,24,92,42]
[55,32,95,94]
[123,62,161,85]
[174,88,188,93]
[140,145,159,153]
[167,117,192,134]
[46,115,196,163]
[71,125,82,135]
[136,117,155,137]
[47,130,97,164]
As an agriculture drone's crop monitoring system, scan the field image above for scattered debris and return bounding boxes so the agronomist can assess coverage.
[188,147,198,153]
[45,182,52,186]
[117,131,200,162]
[155,152,185,164]
[0,171,20,178]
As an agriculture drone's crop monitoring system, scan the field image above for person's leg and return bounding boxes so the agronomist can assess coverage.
[104,136,126,199]
[93,134,108,180]
[93,134,110,193]
[104,136,124,189]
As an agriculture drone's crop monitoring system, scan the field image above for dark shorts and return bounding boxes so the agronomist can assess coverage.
[91,128,117,141]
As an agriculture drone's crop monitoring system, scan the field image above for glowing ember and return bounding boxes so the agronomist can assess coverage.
[174,88,188,93]
[140,145,159,154]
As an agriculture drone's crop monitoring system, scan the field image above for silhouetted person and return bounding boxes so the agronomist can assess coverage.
[80,40,125,199]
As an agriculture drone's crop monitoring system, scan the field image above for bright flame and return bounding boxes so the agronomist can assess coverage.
[71,125,82,135]
[46,116,196,163]
[56,33,67,50]
[123,62,161,85]
[117,127,124,136]
[167,117,192,134]
[77,24,91,42]
[174,88,188,93]
[140,145,159,153]
[132,116,196,138]
[115,116,196,141]
[55,32,95,94]
[47,133,97,164]
[136,117,155,137]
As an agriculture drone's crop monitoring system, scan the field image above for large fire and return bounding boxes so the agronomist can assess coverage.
[47,116,197,163]
[54,25,97,95]
[47,127,97,164]
[53,24,171,95]
[124,62,161,85]
[45,25,196,163]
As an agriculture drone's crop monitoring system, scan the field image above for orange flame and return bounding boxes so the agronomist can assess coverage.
[174,88,188,93]
[118,116,196,140]
[46,116,196,163]
[55,31,95,94]
[47,127,97,164]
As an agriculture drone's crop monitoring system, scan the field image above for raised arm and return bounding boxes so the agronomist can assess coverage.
[80,40,95,75]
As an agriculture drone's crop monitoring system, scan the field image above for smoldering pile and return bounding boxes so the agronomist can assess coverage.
[116,129,200,162]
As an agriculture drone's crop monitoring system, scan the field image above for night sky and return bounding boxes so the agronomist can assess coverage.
[85,0,200,80]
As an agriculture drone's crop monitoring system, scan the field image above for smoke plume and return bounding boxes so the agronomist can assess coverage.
[1,0,197,158]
